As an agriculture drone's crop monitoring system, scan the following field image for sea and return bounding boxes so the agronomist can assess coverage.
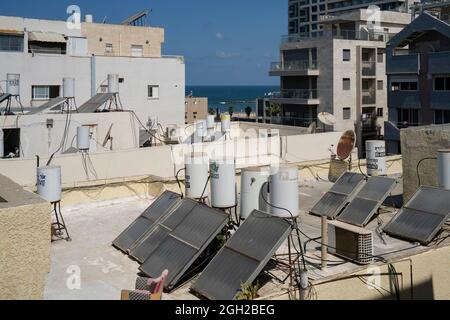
[186,85,279,114]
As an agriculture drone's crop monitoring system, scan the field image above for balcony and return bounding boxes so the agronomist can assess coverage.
[428,51,450,74]
[361,60,376,77]
[281,30,390,45]
[261,116,318,128]
[269,60,319,76]
[430,91,450,110]
[389,91,421,110]
[269,89,319,104]
[386,54,420,74]
[362,90,376,105]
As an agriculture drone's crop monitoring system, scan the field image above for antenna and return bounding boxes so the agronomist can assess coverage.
[102,124,113,149]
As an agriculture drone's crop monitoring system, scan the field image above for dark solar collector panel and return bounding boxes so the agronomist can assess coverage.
[78,93,114,113]
[337,176,397,226]
[191,210,291,300]
[112,191,181,253]
[384,187,450,245]
[27,97,66,115]
[310,172,365,219]
[139,201,229,290]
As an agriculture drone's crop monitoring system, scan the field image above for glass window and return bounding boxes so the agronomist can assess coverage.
[311,14,318,21]
[0,34,24,52]
[377,108,384,117]
[320,4,326,11]
[32,86,49,100]
[105,43,113,54]
[147,85,159,99]
[131,45,143,57]
[343,49,350,61]
[343,108,351,120]
[343,78,351,90]
[377,80,384,90]
[377,49,384,63]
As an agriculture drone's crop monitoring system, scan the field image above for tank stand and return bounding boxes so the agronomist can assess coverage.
[51,201,71,242]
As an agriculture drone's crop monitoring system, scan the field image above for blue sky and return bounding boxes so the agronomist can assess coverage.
[0,0,287,85]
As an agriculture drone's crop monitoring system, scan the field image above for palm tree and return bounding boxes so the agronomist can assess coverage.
[228,106,234,118]
[244,106,252,118]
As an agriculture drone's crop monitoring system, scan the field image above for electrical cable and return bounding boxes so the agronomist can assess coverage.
[416,157,437,187]
[129,111,167,144]
[175,167,185,198]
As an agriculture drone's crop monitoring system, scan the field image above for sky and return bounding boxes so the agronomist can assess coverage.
[0,0,287,85]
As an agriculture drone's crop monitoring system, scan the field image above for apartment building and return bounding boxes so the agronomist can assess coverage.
[0,14,185,125]
[185,96,208,124]
[269,9,410,155]
[385,9,450,154]
[288,0,415,38]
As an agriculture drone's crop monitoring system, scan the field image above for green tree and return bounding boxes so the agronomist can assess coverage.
[208,108,216,115]
[266,103,281,117]
[228,106,234,118]
[244,106,252,118]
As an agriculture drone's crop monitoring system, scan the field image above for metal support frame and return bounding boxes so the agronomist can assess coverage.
[62,97,78,114]
[51,201,71,242]
[3,95,24,115]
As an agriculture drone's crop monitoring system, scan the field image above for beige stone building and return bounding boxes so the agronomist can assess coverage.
[185,97,208,124]
[269,9,411,154]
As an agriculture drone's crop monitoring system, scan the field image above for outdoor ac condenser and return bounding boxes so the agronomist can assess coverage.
[327,220,374,265]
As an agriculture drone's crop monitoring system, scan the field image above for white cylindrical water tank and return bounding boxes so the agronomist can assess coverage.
[6,73,20,96]
[210,158,236,208]
[221,113,231,133]
[77,126,90,151]
[85,14,93,23]
[366,140,386,176]
[108,74,119,93]
[37,166,62,203]
[207,115,215,130]
[240,166,270,219]
[195,120,208,138]
[63,77,75,98]
[438,149,450,190]
[270,165,299,218]
[185,153,209,199]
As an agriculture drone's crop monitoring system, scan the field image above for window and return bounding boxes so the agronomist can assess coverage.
[377,80,384,90]
[434,110,450,124]
[105,43,113,54]
[0,34,24,52]
[131,45,143,57]
[342,78,351,90]
[311,14,318,21]
[377,108,384,117]
[2,128,21,158]
[391,81,418,91]
[397,108,419,126]
[32,85,60,100]
[434,76,450,91]
[377,49,384,63]
[147,85,159,99]
[319,4,326,11]
[343,107,351,120]
[32,86,49,100]
[312,6,318,12]
[343,49,351,61]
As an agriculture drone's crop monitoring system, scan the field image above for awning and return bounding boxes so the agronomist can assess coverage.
[28,31,66,43]
[0,29,24,35]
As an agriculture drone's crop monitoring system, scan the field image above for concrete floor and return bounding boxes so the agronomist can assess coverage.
[44,197,151,300]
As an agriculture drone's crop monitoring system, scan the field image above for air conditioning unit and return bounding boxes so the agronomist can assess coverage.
[165,125,179,144]
[327,220,374,265]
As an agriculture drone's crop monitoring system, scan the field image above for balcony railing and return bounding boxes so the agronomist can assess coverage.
[282,30,391,43]
[361,60,376,76]
[270,60,318,72]
[260,116,318,128]
[272,89,318,100]
[362,90,376,105]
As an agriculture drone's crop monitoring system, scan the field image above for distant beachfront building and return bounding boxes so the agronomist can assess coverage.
[0,12,185,125]
[269,8,410,155]
[185,96,208,124]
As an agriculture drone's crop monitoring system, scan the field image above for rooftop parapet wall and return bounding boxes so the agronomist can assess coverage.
[0,174,50,300]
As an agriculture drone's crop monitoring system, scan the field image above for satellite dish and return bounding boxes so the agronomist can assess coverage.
[318,112,337,126]
[337,130,356,160]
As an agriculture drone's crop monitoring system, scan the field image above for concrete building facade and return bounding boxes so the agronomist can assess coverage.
[0,15,185,126]
[385,11,450,153]
[270,10,410,154]
[185,96,208,124]
[287,0,414,38]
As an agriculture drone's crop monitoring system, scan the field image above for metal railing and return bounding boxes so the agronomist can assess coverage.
[260,116,318,128]
[272,89,318,100]
[361,60,376,76]
[362,90,376,105]
[270,60,318,72]
[29,48,66,55]
[282,30,391,43]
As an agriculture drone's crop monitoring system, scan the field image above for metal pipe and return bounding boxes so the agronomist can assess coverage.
[321,216,328,271]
